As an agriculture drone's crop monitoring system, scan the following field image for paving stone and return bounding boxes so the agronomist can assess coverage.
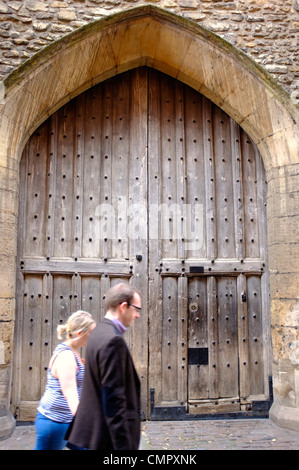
[1,418,298,451]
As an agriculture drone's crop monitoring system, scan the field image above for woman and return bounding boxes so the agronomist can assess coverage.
[34,310,96,450]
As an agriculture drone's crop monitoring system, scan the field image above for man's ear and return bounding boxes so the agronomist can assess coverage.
[119,302,128,314]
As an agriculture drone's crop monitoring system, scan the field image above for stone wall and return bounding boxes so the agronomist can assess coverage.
[0,0,299,104]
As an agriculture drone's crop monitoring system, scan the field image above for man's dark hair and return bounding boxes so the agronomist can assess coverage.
[105,282,139,311]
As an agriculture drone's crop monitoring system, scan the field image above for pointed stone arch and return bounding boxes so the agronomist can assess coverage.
[2,5,298,169]
[0,5,298,435]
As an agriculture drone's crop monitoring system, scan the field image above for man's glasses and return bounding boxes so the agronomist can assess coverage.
[127,303,142,313]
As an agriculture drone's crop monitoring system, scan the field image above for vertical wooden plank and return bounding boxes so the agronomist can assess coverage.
[177,276,188,406]
[128,68,148,269]
[160,75,178,259]
[54,103,75,258]
[100,79,113,260]
[230,119,245,261]
[207,276,218,398]
[79,275,100,361]
[24,123,49,257]
[187,277,208,400]
[101,274,111,318]
[81,276,102,324]
[52,275,72,351]
[161,276,178,402]
[46,114,57,259]
[242,134,260,258]
[73,93,85,261]
[217,277,238,398]
[40,272,53,394]
[21,275,43,401]
[175,80,186,260]
[213,108,235,259]
[237,273,250,402]
[203,98,215,261]
[177,275,188,406]
[148,69,163,410]
[185,89,206,258]
[82,87,103,259]
[247,275,264,396]
[127,69,149,419]
[111,73,130,261]
[71,273,81,312]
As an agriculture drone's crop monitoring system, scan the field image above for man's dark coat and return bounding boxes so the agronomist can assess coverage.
[67,318,141,450]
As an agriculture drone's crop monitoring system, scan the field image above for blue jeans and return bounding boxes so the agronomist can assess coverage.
[34,411,70,450]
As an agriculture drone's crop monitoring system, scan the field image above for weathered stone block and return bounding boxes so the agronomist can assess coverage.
[57,9,76,21]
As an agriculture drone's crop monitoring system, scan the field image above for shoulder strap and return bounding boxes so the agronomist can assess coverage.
[49,343,73,370]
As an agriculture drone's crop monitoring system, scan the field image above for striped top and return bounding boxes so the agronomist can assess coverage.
[37,343,85,423]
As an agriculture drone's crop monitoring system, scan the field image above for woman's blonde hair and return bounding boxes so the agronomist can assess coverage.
[57,310,94,340]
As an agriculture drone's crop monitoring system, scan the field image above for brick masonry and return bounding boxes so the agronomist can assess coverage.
[0,0,298,104]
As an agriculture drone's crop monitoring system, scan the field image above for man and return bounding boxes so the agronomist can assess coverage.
[66,282,141,450]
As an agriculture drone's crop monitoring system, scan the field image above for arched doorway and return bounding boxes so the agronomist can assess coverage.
[12,67,271,421]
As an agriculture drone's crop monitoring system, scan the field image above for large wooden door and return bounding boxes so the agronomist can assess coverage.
[147,70,270,418]
[13,68,270,421]
[13,68,149,420]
